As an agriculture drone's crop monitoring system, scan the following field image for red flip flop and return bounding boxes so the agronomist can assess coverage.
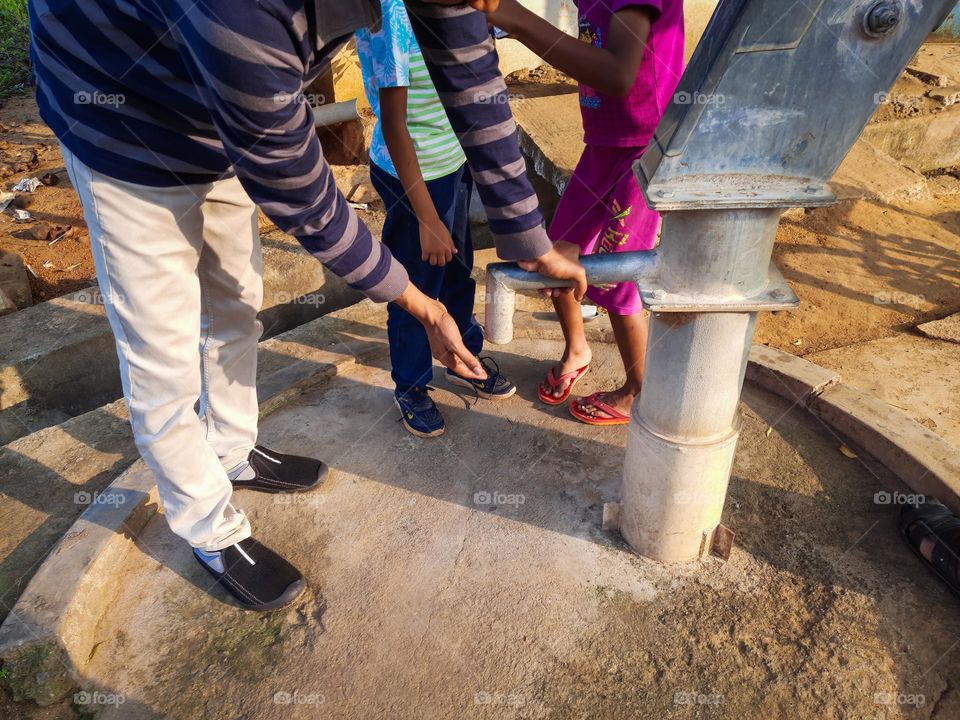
[537,364,590,406]
[569,392,630,426]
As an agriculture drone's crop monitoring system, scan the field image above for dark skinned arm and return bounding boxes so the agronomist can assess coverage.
[379,85,457,267]
[489,0,653,98]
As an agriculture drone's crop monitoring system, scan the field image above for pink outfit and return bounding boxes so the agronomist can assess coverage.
[549,145,658,314]
[548,0,685,315]
[577,0,686,148]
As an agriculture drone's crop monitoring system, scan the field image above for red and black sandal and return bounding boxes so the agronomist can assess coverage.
[538,364,590,406]
[899,500,960,599]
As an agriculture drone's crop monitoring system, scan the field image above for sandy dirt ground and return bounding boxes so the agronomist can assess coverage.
[0,94,94,301]
[30,336,959,720]
[759,194,960,355]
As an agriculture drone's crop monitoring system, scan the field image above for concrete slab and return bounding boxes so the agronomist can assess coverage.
[745,344,841,405]
[861,104,960,173]
[0,250,30,312]
[0,232,361,446]
[809,382,960,518]
[907,44,960,87]
[807,334,960,448]
[0,398,135,626]
[928,86,960,106]
[509,87,582,197]
[0,464,158,706]
[830,140,931,204]
[0,289,17,317]
[35,340,960,719]
[917,312,960,344]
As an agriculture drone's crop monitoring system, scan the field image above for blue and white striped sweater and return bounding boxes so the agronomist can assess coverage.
[30,0,407,302]
[29,1,553,302]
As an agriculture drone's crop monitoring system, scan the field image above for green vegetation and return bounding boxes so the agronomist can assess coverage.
[0,0,30,98]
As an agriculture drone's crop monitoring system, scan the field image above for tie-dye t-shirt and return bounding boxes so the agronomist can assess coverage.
[576,0,685,147]
[355,0,465,180]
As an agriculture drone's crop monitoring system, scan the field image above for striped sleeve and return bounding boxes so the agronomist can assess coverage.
[172,1,408,302]
[404,1,553,261]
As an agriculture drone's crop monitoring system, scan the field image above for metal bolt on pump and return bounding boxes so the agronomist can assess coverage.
[484,0,958,562]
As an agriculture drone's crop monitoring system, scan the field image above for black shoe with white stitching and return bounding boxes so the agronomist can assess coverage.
[230,445,328,494]
[194,537,305,611]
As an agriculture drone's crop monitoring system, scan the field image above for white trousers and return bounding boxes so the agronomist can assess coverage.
[63,146,258,551]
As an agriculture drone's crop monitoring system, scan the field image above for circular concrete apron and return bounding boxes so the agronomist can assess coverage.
[73,338,960,720]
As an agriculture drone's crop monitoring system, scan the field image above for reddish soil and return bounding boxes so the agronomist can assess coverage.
[0,94,93,302]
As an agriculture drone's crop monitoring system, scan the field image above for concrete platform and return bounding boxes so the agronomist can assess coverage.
[0,299,388,643]
[8,330,960,718]
[0,230,361,446]
[807,334,960,448]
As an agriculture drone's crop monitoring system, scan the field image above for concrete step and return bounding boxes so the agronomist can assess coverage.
[830,140,931,203]
[0,299,388,630]
[861,103,960,174]
[0,229,361,446]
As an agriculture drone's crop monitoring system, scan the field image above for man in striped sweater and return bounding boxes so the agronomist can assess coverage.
[29,0,584,610]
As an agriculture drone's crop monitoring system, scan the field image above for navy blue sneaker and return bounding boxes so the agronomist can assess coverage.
[395,386,445,438]
[446,356,516,401]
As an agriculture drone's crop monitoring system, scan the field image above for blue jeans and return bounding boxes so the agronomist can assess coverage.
[370,162,484,393]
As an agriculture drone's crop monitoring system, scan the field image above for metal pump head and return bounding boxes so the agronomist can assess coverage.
[637,0,959,211]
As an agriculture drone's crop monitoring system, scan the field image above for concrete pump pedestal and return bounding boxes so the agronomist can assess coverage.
[621,421,740,562]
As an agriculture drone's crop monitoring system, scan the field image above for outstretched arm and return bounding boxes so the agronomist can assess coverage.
[490,0,654,97]
[404,0,587,299]
[176,1,485,379]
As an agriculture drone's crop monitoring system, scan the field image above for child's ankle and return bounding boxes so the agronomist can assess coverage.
[563,343,591,362]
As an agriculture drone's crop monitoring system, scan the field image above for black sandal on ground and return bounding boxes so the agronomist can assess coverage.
[231,445,328,494]
[194,537,305,611]
[899,500,960,599]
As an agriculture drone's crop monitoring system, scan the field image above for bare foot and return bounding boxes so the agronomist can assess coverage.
[540,345,592,400]
[572,384,638,420]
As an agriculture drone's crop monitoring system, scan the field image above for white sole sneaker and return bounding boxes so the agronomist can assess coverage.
[394,398,445,438]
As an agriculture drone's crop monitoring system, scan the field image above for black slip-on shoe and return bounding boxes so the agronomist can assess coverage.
[194,537,305,611]
[230,445,328,494]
